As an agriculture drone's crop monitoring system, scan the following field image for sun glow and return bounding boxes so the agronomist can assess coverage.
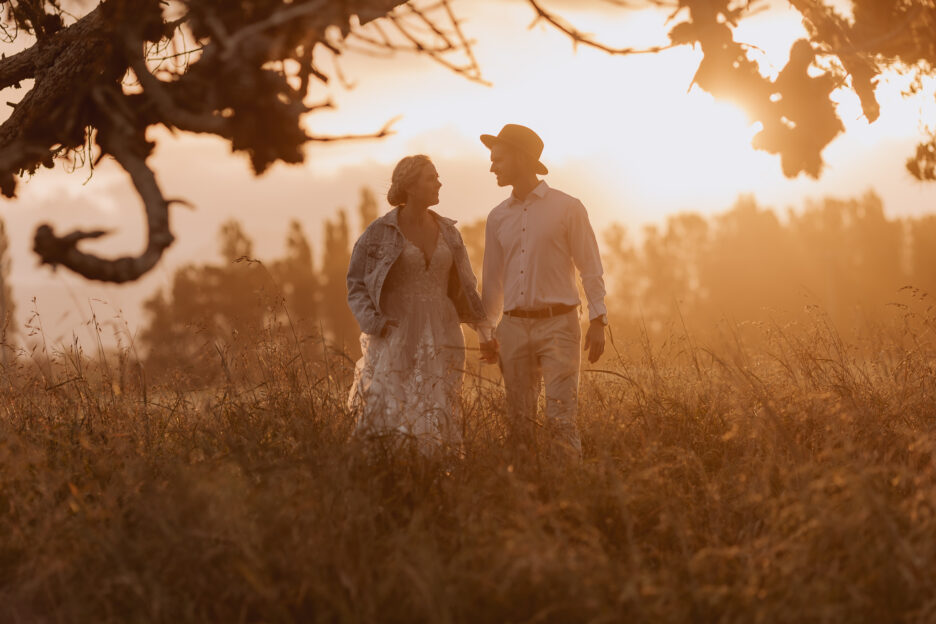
[533,50,769,202]
[296,0,930,229]
[306,40,775,220]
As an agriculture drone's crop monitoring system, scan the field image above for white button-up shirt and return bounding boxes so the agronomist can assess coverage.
[482,180,607,327]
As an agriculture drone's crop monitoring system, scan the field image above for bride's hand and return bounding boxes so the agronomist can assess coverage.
[380,319,399,338]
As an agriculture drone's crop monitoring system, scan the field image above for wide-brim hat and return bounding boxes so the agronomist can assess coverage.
[480,124,548,175]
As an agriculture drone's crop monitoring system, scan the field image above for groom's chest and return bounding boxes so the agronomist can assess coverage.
[495,202,568,255]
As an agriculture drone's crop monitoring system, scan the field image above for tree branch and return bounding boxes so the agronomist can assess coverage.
[307,115,399,142]
[526,0,675,56]
[220,0,330,60]
[349,0,489,84]
[32,87,174,283]
[1,0,487,283]
[0,46,37,90]
[126,35,230,136]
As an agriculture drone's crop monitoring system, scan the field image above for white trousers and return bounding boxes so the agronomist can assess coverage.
[496,311,582,453]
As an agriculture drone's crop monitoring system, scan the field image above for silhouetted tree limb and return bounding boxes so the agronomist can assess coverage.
[527,0,674,56]
[33,82,173,282]
[0,0,478,282]
[346,2,487,84]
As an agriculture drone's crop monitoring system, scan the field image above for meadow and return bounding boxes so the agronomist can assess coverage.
[1,301,935,623]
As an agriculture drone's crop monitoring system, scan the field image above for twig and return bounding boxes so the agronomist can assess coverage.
[307,115,400,142]
[526,0,675,56]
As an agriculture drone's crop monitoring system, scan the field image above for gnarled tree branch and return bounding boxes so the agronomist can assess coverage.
[33,85,173,283]
[3,0,490,283]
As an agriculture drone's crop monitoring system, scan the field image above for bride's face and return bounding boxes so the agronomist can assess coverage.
[409,164,442,208]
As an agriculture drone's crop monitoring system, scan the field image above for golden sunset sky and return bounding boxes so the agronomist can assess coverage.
[1,0,934,345]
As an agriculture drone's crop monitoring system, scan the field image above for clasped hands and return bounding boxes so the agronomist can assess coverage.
[479,338,500,364]
[478,318,607,365]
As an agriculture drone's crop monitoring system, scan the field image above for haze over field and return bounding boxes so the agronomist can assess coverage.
[0,0,933,344]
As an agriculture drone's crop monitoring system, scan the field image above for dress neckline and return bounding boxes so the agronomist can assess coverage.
[404,235,439,270]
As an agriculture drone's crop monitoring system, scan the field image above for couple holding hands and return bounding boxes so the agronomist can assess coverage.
[346,124,608,456]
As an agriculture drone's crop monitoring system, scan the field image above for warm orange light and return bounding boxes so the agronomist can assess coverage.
[298,0,931,225]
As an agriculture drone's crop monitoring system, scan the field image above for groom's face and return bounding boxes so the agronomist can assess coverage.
[489,143,522,187]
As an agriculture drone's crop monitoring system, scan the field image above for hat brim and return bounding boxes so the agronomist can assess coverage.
[480,134,548,175]
[480,134,498,150]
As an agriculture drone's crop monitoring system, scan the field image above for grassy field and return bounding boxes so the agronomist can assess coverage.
[1,307,935,623]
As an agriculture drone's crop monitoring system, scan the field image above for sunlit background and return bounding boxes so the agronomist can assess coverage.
[1,0,933,345]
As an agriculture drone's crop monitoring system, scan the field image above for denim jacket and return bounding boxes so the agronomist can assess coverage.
[347,207,488,336]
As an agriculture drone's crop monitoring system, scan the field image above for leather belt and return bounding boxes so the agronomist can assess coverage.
[503,303,578,319]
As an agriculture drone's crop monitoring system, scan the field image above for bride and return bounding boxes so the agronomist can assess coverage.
[346,155,488,450]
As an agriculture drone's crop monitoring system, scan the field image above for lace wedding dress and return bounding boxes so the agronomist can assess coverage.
[348,237,466,449]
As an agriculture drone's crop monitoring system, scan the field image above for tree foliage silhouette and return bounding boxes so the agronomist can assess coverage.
[0,0,478,283]
[530,0,936,180]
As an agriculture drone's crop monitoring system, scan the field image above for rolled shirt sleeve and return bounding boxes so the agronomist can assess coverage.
[568,199,608,321]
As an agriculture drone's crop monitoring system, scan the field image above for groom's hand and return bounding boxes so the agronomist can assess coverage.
[584,319,606,363]
[479,338,499,364]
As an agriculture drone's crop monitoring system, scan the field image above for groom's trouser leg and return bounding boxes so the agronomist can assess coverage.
[535,312,582,455]
[497,316,540,447]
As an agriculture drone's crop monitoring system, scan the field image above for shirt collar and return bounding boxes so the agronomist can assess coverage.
[508,179,549,206]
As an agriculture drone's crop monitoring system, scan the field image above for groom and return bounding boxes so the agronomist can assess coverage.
[479,124,608,455]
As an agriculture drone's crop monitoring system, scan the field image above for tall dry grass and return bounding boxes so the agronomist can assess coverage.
[1,300,936,623]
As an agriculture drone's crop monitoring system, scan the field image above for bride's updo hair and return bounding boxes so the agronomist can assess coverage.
[387,154,433,207]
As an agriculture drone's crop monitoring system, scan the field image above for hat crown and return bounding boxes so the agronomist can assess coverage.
[496,124,543,157]
[480,123,549,175]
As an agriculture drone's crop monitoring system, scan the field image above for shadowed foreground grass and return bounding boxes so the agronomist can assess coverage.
[1,311,936,623]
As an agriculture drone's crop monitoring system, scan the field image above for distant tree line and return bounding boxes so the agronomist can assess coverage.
[140,188,378,380]
[596,192,922,336]
[138,188,935,379]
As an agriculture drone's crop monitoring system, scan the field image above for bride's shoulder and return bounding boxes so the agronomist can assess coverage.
[361,212,395,238]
